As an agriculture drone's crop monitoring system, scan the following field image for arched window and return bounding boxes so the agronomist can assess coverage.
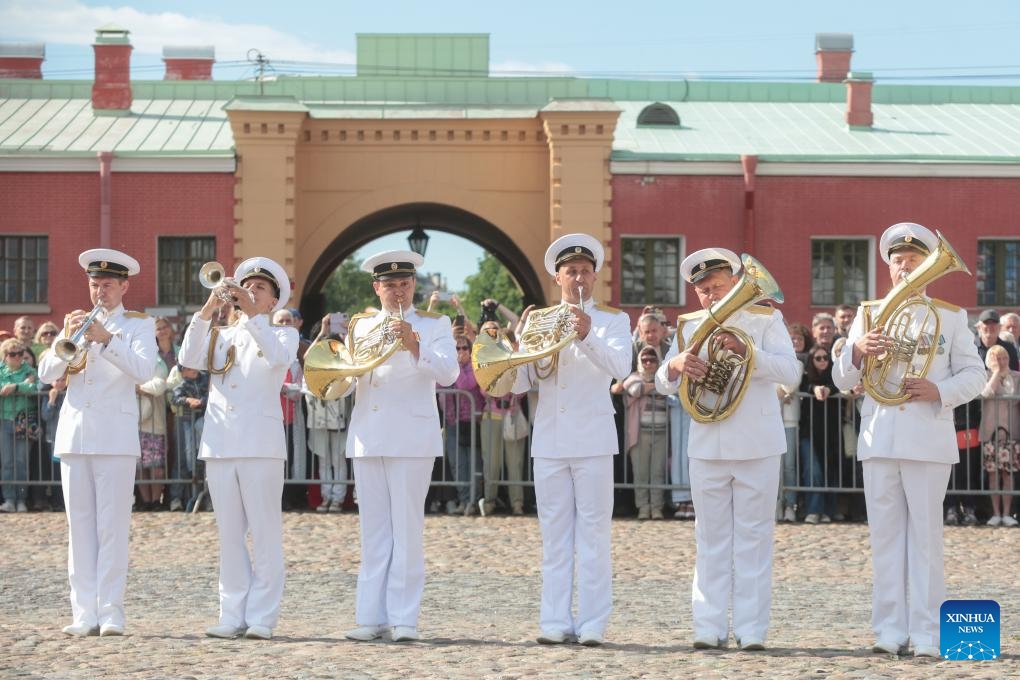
[637,103,680,127]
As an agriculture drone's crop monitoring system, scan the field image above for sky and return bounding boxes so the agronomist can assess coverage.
[4,0,1020,289]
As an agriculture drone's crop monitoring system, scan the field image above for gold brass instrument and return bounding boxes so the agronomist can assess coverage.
[678,254,784,423]
[472,297,579,398]
[304,307,404,400]
[199,261,254,305]
[861,230,970,405]
[55,304,104,371]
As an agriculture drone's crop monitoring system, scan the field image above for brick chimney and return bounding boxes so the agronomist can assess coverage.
[0,43,45,79]
[163,46,215,80]
[92,24,133,115]
[845,72,874,128]
[815,33,853,83]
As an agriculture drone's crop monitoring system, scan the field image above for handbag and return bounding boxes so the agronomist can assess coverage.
[502,408,529,441]
[14,410,40,442]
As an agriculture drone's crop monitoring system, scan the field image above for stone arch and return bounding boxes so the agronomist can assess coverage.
[300,202,545,320]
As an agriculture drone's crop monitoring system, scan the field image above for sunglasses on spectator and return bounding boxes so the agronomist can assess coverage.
[813,355,830,362]
[41,330,57,337]
[456,345,471,350]
[6,351,24,357]
[640,357,658,363]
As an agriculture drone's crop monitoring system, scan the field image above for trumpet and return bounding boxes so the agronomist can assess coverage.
[199,261,254,305]
[54,304,104,365]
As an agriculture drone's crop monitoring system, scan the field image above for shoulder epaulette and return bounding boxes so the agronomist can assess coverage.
[123,311,149,319]
[931,298,962,313]
[349,312,376,323]
[594,303,621,314]
[860,299,882,307]
[416,309,443,319]
[746,305,774,315]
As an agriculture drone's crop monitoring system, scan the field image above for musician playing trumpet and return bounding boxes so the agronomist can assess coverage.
[655,247,799,651]
[39,248,157,637]
[833,223,984,658]
[511,234,631,647]
[178,257,298,640]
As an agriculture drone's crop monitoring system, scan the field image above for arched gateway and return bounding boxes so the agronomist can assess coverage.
[224,49,621,313]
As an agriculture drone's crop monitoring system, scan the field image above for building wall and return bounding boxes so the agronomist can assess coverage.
[612,173,1020,327]
[0,171,234,330]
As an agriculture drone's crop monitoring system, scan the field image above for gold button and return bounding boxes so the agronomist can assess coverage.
[899,406,906,411]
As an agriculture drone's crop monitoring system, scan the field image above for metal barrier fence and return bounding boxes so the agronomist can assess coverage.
[2,387,1017,515]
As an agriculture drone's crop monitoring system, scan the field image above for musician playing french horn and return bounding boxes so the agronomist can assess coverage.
[343,250,458,644]
[832,222,984,659]
[654,247,799,652]
[178,256,298,641]
[511,234,631,647]
[39,248,157,638]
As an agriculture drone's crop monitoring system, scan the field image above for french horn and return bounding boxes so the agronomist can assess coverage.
[472,300,578,397]
[304,309,404,400]
[861,231,970,405]
[678,254,784,423]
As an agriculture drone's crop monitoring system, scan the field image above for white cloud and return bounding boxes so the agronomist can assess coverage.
[0,0,354,66]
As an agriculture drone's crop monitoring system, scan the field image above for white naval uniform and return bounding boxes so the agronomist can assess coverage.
[345,307,458,629]
[512,299,631,639]
[178,313,298,631]
[833,297,984,650]
[655,306,800,644]
[38,305,157,630]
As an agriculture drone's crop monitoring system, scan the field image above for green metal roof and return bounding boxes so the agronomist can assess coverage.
[611,100,1020,163]
[2,75,1020,163]
[0,96,233,156]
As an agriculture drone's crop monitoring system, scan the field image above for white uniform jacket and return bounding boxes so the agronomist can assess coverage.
[832,297,985,464]
[178,314,298,460]
[512,300,632,458]
[655,306,800,460]
[39,305,157,457]
[345,308,458,459]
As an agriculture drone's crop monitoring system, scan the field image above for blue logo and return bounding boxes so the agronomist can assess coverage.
[940,600,1000,660]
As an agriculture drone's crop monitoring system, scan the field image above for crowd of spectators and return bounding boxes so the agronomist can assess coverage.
[2,297,1019,527]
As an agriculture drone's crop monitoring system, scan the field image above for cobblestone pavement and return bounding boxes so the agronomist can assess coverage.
[0,512,1016,679]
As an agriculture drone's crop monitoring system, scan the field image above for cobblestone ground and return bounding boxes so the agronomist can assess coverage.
[0,512,1016,679]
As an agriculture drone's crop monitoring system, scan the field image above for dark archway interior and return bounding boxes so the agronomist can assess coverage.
[300,202,546,323]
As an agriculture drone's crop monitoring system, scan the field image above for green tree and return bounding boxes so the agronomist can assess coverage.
[321,257,377,317]
[461,252,525,325]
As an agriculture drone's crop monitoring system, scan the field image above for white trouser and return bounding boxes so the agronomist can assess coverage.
[205,458,286,630]
[311,429,347,502]
[669,400,692,503]
[60,454,136,628]
[689,455,780,643]
[352,456,434,628]
[863,458,950,648]
[533,455,614,637]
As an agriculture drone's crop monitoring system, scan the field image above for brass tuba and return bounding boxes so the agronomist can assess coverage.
[472,302,578,397]
[861,231,970,405]
[304,311,404,400]
[678,254,784,423]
